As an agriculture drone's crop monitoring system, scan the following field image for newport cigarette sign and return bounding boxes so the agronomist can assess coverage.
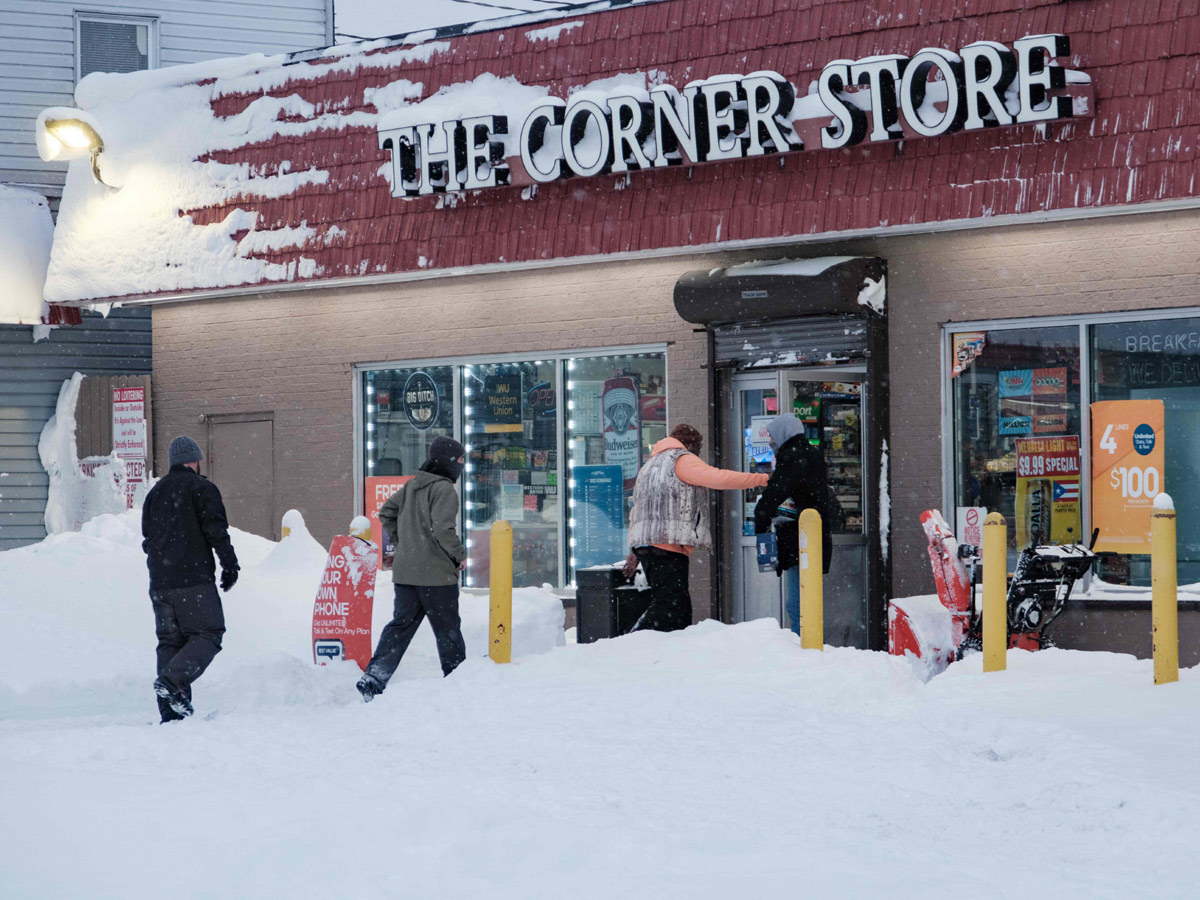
[378,33,1091,198]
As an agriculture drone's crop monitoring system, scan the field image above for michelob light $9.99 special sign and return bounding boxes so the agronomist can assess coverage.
[1091,400,1165,554]
[1015,436,1081,548]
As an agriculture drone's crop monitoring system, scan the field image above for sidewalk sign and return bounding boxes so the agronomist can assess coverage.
[312,535,380,669]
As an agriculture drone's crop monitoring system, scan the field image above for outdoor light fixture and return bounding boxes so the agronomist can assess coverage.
[38,114,109,185]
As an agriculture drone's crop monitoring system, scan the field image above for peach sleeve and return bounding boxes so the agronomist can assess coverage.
[674,454,769,490]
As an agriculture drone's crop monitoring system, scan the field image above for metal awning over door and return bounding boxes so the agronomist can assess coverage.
[713,316,867,369]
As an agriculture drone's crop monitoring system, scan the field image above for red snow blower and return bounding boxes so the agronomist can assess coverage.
[889,510,1100,669]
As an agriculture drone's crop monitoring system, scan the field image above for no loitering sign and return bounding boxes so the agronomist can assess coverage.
[112,386,146,509]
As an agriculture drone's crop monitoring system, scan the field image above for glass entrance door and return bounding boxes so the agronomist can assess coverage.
[725,367,870,647]
[784,371,869,647]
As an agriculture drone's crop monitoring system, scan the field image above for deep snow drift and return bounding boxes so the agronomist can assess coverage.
[0,509,564,718]
[1,516,1197,899]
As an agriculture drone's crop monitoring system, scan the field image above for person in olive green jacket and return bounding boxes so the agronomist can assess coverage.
[357,436,468,702]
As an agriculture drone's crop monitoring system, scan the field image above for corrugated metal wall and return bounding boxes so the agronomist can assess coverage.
[0,307,150,550]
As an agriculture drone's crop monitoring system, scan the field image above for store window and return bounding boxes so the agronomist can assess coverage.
[565,353,668,581]
[360,348,666,591]
[462,361,560,588]
[1093,318,1200,585]
[362,367,455,556]
[951,327,1082,561]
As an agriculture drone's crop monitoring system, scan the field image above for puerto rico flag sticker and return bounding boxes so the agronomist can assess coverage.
[1054,481,1080,501]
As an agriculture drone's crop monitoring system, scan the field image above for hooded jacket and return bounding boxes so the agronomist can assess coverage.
[754,419,835,574]
[378,469,466,586]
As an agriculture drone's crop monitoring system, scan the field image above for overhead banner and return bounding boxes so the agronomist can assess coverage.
[1015,436,1081,547]
[1091,399,1165,554]
[312,535,380,670]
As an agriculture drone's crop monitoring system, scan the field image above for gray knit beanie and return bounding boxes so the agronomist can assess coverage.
[169,435,203,467]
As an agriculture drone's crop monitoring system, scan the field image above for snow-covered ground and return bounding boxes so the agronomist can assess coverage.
[2,514,1198,899]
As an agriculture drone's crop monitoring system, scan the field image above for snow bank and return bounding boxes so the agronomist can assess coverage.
[0,185,53,325]
[0,510,564,717]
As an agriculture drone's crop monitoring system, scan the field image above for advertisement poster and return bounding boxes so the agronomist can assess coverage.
[312,535,379,670]
[1091,399,1165,554]
[952,332,987,377]
[793,397,820,425]
[364,476,411,568]
[112,386,146,509]
[402,371,439,430]
[998,369,1034,435]
[572,382,603,433]
[1015,437,1081,547]
[1032,367,1068,433]
[602,375,641,487]
[574,465,625,569]
[746,415,775,464]
[999,367,1068,436]
[501,482,525,523]
[483,374,523,433]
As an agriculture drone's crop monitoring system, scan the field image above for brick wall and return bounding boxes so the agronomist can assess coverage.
[153,206,1200,617]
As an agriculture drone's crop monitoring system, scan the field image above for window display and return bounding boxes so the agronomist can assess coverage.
[463,361,560,589]
[565,354,667,582]
[363,367,455,559]
[951,326,1082,564]
[360,348,667,590]
[1093,318,1200,585]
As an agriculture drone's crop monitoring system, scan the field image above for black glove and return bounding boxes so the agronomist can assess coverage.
[220,566,239,592]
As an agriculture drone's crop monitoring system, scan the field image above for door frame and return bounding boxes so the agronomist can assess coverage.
[721,362,888,645]
[204,411,276,538]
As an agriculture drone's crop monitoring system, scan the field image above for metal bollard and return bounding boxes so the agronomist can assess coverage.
[982,512,1008,672]
[1151,494,1179,685]
[490,520,513,664]
[798,508,824,651]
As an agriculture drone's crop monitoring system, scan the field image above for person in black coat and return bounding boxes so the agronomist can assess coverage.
[754,415,835,635]
[141,435,239,722]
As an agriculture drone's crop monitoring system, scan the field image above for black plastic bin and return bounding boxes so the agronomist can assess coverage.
[575,565,652,643]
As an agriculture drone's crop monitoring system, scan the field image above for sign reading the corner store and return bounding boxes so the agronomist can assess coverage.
[378,34,1091,198]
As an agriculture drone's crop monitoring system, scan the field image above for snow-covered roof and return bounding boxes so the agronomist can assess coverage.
[334,0,633,43]
[0,186,53,325]
[39,0,1194,307]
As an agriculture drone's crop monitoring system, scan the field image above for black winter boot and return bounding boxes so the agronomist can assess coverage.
[356,673,385,703]
[154,677,194,719]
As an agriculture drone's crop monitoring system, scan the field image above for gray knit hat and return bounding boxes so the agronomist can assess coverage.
[169,435,203,467]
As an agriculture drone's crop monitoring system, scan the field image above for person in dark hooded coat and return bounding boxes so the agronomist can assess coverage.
[753,414,835,636]
[356,435,468,701]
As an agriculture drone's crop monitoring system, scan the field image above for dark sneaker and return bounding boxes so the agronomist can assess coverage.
[154,678,193,719]
[356,673,384,703]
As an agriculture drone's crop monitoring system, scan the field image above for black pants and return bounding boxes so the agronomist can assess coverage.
[151,583,225,721]
[365,584,466,685]
[632,547,693,633]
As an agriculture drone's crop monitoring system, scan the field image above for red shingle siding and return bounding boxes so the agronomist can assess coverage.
[157,0,1200,298]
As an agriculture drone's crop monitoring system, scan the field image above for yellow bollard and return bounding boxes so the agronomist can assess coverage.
[798,508,824,651]
[1151,494,1179,685]
[489,520,513,664]
[982,512,1007,672]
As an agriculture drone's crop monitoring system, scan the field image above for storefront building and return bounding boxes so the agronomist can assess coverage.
[42,0,1200,656]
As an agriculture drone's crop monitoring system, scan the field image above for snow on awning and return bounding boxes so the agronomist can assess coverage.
[673,256,887,326]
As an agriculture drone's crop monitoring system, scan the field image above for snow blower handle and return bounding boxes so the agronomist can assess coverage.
[1089,527,1100,550]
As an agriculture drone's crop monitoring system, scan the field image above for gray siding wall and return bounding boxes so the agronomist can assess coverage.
[0,0,331,199]
[0,307,151,551]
